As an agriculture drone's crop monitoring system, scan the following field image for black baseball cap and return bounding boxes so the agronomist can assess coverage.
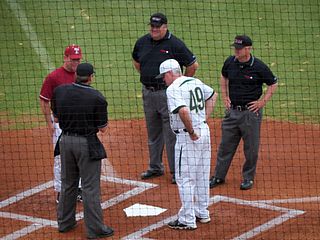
[149,13,167,27]
[76,63,95,77]
[231,35,253,49]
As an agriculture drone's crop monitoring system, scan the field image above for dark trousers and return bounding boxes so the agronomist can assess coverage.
[58,135,108,237]
[142,86,176,174]
[214,109,263,181]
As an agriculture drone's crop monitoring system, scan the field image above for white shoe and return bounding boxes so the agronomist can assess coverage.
[196,216,211,224]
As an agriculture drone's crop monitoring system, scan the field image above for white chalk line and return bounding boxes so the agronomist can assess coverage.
[0,181,53,209]
[121,195,310,240]
[0,223,45,240]
[5,0,55,72]
[0,176,157,240]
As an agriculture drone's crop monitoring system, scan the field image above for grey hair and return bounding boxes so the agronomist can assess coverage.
[171,67,182,75]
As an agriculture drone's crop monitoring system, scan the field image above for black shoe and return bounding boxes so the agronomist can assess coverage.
[240,180,254,190]
[77,188,83,202]
[209,176,225,188]
[141,170,164,180]
[171,174,176,184]
[168,219,197,230]
[59,223,77,233]
[87,226,114,239]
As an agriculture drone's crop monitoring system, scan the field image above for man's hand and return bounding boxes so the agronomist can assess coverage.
[189,131,199,141]
[223,96,231,109]
[248,100,265,113]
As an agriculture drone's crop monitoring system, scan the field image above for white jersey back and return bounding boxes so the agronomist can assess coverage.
[166,76,214,130]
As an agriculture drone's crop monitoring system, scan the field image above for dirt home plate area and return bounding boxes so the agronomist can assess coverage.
[0,119,319,239]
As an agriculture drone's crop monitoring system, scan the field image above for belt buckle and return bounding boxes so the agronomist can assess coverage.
[149,86,156,92]
[236,106,242,111]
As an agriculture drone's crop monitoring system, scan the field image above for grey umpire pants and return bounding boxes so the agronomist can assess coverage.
[58,135,107,237]
[214,108,263,181]
[142,86,176,174]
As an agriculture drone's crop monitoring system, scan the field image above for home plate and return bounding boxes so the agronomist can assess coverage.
[123,203,167,217]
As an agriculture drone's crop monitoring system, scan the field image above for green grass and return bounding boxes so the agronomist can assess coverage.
[0,0,319,130]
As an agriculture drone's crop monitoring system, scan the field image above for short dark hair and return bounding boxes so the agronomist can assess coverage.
[76,75,90,83]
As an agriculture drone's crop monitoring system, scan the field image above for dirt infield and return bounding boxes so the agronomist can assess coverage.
[0,119,319,239]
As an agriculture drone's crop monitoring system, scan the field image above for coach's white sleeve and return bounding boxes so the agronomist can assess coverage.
[202,83,215,101]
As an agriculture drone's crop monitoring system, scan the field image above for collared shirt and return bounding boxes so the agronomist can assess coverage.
[51,82,108,136]
[39,67,75,101]
[222,55,278,106]
[166,76,214,130]
[132,31,196,87]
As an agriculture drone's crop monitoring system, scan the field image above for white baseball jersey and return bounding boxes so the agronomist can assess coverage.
[166,75,214,227]
[166,76,214,130]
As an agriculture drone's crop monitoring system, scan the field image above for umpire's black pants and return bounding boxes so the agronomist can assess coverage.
[214,108,263,181]
[58,135,108,238]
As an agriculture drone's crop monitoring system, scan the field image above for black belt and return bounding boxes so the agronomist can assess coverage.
[231,104,249,111]
[173,121,207,134]
[174,129,188,134]
[63,132,85,137]
[144,85,166,92]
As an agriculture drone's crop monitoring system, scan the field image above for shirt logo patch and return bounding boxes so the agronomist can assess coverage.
[244,75,253,80]
[160,49,169,53]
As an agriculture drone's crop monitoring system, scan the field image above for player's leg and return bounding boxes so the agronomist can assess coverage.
[57,135,79,232]
[53,121,62,202]
[213,109,241,180]
[175,134,197,228]
[240,109,263,183]
[141,87,164,176]
[194,127,211,221]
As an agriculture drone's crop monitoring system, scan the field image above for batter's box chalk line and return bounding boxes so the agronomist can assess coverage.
[0,176,157,240]
[121,194,315,240]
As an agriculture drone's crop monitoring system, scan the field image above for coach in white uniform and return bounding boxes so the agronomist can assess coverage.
[156,59,217,230]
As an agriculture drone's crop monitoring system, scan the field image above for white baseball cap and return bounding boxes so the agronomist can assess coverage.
[155,59,181,79]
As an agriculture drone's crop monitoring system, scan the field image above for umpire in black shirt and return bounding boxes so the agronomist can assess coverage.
[51,63,114,239]
[132,13,199,183]
[210,35,278,190]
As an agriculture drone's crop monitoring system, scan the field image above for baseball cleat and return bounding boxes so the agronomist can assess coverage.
[168,219,197,230]
[209,176,225,188]
[240,180,254,190]
[141,170,164,180]
[196,216,211,224]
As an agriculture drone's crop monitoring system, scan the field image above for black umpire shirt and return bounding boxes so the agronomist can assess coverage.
[222,55,278,106]
[51,82,108,136]
[132,31,196,88]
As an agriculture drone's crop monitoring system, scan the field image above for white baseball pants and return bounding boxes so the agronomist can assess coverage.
[175,124,211,227]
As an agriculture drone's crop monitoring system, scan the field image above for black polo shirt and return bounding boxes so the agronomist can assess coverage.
[51,82,108,136]
[222,55,278,106]
[132,31,196,87]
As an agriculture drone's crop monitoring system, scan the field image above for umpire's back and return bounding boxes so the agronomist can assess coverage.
[51,63,108,136]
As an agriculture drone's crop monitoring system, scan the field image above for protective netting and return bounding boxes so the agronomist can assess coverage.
[0,0,319,239]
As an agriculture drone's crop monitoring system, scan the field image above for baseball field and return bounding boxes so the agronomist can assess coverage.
[0,0,319,239]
